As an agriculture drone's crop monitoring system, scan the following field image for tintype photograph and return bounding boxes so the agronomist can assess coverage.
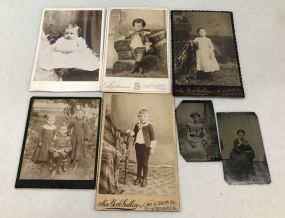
[16,97,101,189]
[30,9,105,91]
[96,93,180,211]
[217,112,271,185]
[171,11,244,97]
[176,100,220,162]
[102,8,171,93]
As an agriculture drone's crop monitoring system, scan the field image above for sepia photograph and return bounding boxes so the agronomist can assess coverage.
[95,93,180,211]
[102,8,171,93]
[217,112,271,185]
[16,97,101,189]
[30,8,105,91]
[176,100,220,162]
[171,11,244,97]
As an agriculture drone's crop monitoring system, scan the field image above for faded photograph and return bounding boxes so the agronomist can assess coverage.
[176,100,220,161]
[171,11,244,97]
[18,98,100,181]
[34,9,103,82]
[105,8,169,78]
[217,112,271,185]
[96,93,179,212]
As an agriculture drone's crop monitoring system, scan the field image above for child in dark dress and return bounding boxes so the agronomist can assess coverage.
[126,109,157,188]
[32,114,56,166]
[67,109,88,168]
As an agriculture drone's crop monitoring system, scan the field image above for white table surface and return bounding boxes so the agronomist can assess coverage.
[0,0,285,217]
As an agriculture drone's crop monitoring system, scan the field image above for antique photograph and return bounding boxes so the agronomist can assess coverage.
[95,93,180,211]
[217,112,271,185]
[176,100,220,162]
[29,8,105,91]
[16,97,101,189]
[102,8,171,93]
[171,11,244,97]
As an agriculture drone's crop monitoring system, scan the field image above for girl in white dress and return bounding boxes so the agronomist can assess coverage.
[38,24,100,80]
[193,28,220,72]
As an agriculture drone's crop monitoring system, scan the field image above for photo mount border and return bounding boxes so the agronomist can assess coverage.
[15,96,102,189]
[170,10,245,98]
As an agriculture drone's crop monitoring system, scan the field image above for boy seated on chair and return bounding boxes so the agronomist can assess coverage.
[116,18,153,73]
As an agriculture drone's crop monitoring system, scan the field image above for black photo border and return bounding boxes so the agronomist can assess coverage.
[15,96,102,189]
[170,10,245,97]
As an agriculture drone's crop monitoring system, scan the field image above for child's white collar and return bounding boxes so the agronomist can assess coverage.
[138,122,150,127]
[43,124,56,131]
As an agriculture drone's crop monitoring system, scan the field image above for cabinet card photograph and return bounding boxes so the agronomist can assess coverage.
[176,100,220,162]
[102,8,171,93]
[217,112,271,185]
[171,11,244,97]
[95,93,180,211]
[29,8,105,91]
[16,97,101,189]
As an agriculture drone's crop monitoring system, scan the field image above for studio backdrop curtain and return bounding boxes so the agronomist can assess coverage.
[43,10,102,54]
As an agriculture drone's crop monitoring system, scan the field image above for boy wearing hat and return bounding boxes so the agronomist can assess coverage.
[117,18,153,73]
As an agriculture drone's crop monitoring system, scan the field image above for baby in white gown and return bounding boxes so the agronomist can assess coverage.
[38,24,100,80]
[193,28,220,73]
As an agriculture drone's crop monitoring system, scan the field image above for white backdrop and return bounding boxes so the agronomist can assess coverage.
[0,0,285,217]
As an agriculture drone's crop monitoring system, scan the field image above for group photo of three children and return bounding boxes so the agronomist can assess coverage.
[19,99,100,180]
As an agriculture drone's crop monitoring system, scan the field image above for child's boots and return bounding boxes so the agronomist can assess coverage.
[141,178,147,188]
[134,177,142,185]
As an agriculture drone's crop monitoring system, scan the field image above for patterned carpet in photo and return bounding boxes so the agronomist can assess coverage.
[117,163,177,196]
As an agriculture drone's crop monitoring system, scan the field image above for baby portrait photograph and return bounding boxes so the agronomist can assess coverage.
[171,11,244,97]
[16,97,101,189]
[95,93,180,211]
[176,100,221,162]
[102,8,171,93]
[30,9,104,91]
[217,112,271,185]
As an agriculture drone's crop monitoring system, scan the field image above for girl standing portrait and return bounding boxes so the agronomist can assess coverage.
[193,27,220,75]
[32,114,57,166]
[68,109,88,169]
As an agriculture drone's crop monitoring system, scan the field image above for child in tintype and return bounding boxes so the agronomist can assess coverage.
[39,24,100,80]
[32,114,57,166]
[49,125,72,178]
[67,109,88,169]
[122,18,153,73]
[193,28,219,78]
[126,109,156,188]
